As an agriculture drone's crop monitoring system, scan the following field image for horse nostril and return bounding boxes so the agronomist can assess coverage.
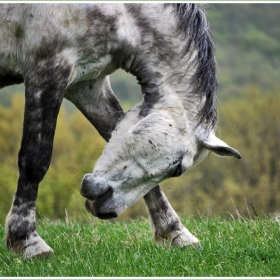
[80,174,95,198]
[80,173,111,200]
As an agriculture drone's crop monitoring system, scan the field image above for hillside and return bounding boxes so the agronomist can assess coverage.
[207,4,280,100]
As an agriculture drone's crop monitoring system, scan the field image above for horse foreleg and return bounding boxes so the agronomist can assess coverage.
[5,59,71,259]
[144,185,201,248]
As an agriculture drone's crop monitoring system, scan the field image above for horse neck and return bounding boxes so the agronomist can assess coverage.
[121,4,215,130]
[122,5,199,121]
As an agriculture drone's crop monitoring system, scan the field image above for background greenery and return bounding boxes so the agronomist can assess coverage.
[1,4,280,224]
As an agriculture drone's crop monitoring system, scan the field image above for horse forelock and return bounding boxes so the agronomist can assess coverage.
[165,3,218,129]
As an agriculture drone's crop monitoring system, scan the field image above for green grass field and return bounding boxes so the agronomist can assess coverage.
[1,216,280,277]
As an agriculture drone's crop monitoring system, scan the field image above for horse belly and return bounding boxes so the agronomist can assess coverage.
[0,25,23,85]
[70,54,114,85]
[0,68,24,89]
[0,60,24,88]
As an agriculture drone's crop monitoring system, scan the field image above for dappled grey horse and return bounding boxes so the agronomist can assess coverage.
[1,3,240,259]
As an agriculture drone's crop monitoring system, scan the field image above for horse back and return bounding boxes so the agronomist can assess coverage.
[0,3,142,89]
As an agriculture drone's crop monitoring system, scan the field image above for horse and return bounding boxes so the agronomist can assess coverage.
[1,3,241,259]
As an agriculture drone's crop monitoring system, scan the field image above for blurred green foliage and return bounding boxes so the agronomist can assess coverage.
[207,4,280,99]
[1,4,280,223]
[0,95,106,223]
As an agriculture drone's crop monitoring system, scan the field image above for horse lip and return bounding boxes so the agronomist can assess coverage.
[95,210,118,220]
[85,188,125,220]
[85,199,96,215]
[84,187,117,219]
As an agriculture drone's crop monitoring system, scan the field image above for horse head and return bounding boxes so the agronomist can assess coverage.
[80,96,241,219]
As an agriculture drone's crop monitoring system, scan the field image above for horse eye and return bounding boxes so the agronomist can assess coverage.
[170,160,183,177]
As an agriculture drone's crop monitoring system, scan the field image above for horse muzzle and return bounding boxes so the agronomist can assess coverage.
[81,173,125,219]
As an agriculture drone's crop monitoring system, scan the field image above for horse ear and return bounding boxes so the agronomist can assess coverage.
[203,132,241,159]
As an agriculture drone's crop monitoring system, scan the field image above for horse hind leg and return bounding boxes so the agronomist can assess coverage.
[144,185,201,248]
[5,58,71,259]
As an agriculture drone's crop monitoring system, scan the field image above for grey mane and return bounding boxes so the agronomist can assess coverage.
[166,3,218,129]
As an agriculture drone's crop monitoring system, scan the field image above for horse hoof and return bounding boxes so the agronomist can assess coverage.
[154,225,201,249]
[6,231,54,259]
[24,245,54,260]
[23,236,54,259]
[170,230,201,249]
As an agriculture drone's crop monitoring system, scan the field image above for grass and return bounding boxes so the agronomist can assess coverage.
[1,215,280,277]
